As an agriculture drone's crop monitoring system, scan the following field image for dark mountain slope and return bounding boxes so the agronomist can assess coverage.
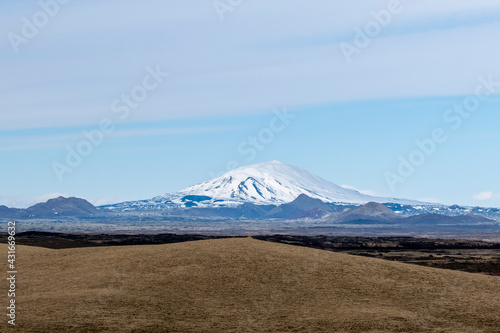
[0,197,100,218]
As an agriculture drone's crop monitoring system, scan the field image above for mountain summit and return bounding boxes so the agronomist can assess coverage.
[336,202,402,223]
[104,161,426,211]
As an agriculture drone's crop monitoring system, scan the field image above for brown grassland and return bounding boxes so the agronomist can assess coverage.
[2,237,500,332]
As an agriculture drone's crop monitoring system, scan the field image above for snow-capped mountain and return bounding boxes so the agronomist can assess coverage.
[102,160,429,211]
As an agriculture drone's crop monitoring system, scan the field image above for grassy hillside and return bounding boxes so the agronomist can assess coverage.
[3,238,500,332]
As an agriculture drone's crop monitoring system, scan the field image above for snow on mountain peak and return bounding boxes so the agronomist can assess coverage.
[150,160,425,207]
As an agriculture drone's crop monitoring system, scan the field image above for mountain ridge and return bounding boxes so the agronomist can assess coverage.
[0,197,100,218]
[103,160,430,211]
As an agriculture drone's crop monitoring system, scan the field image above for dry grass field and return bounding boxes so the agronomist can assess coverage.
[2,237,500,332]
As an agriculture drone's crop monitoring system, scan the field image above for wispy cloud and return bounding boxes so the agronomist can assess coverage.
[2,1,500,131]
[0,125,242,152]
[418,197,441,204]
[88,197,122,207]
[473,191,500,201]
[340,185,377,197]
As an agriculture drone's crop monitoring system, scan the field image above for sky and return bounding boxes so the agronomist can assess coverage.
[1,0,500,208]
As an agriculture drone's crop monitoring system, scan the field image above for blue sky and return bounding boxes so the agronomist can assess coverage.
[1,0,500,208]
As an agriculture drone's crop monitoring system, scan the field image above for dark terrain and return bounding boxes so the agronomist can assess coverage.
[2,232,499,276]
[254,235,500,276]
[0,231,235,249]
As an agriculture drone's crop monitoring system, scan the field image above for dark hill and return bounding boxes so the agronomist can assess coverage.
[0,197,100,218]
[264,194,333,219]
[335,202,402,223]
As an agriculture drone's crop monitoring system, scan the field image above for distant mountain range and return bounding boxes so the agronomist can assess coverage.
[99,160,500,219]
[1,161,499,226]
[155,197,498,226]
[0,197,100,219]
[0,193,497,241]
[0,196,496,233]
